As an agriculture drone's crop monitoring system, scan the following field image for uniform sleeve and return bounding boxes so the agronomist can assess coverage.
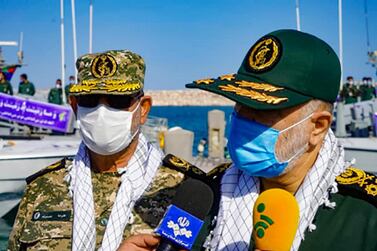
[30,83,35,96]
[7,185,32,251]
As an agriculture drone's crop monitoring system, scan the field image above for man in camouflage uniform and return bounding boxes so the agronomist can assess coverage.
[8,50,215,251]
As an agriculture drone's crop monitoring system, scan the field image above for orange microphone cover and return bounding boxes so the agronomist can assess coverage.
[252,188,299,251]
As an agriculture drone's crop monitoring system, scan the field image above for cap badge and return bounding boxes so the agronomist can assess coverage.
[248,37,281,72]
[91,54,118,78]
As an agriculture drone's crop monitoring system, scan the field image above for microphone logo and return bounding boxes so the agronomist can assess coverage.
[253,203,274,239]
[178,217,190,227]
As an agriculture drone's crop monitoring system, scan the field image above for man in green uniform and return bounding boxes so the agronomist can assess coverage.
[18,73,35,96]
[340,76,358,104]
[47,79,63,105]
[8,50,218,251]
[65,75,75,101]
[359,77,374,101]
[121,30,377,251]
[0,72,13,95]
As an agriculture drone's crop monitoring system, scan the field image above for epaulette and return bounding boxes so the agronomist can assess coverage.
[335,166,377,208]
[25,158,67,184]
[162,154,231,182]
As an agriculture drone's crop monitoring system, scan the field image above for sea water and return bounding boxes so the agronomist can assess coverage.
[0,105,233,249]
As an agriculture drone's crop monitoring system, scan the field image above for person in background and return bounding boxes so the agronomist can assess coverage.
[48,79,63,105]
[340,76,358,104]
[65,75,75,101]
[360,77,374,101]
[368,77,376,98]
[0,72,13,95]
[18,73,35,96]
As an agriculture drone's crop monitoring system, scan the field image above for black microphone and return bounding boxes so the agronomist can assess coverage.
[155,178,214,251]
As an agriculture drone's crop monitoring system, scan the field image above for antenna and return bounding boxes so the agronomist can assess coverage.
[295,0,301,31]
[89,0,93,53]
[17,32,24,64]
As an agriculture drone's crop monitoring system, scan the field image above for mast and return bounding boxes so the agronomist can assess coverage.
[71,0,78,76]
[89,0,93,53]
[364,0,371,53]
[60,0,67,104]
[338,0,343,90]
[295,0,301,31]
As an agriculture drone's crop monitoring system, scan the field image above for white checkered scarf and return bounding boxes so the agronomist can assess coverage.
[208,129,346,251]
[64,133,163,251]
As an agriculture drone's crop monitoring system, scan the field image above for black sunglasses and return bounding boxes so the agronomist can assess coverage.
[77,92,143,109]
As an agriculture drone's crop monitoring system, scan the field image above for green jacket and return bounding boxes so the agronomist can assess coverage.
[18,81,35,96]
[359,84,375,101]
[48,87,63,105]
[0,81,13,95]
[340,84,359,104]
[192,167,377,251]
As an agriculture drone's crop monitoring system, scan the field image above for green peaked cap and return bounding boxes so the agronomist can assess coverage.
[186,29,341,110]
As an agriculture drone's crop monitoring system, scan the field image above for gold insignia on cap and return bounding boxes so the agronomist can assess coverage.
[235,80,284,92]
[219,74,236,81]
[91,54,118,78]
[365,184,377,196]
[195,78,214,85]
[248,37,281,72]
[219,84,288,104]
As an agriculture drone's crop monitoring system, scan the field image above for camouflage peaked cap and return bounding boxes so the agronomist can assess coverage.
[70,50,145,95]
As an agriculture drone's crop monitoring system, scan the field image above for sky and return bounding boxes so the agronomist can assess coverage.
[0,0,376,90]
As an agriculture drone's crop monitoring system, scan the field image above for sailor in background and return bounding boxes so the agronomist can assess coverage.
[8,50,217,251]
[18,73,35,96]
[48,78,63,105]
[340,76,359,104]
[0,71,13,95]
[65,75,76,102]
[359,76,376,101]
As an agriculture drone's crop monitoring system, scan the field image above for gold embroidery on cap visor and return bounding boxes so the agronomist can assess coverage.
[91,54,118,78]
[69,80,141,94]
[248,37,280,72]
[219,80,288,105]
[195,78,214,85]
[219,74,236,81]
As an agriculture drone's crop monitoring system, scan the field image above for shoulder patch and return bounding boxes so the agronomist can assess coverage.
[26,158,67,184]
[162,154,231,181]
[336,167,377,207]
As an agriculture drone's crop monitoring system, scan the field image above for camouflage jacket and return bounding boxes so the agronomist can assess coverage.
[8,155,229,251]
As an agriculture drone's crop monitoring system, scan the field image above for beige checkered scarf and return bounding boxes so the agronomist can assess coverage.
[65,133,162,251]
[208,129,346,251]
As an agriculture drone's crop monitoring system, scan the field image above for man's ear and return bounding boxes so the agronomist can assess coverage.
[69,95,78,115]
[309,110,332,146]
[139,96,152,125]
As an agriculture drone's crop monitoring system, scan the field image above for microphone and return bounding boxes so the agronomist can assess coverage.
[252,188,299,251]
[155,178,214,251]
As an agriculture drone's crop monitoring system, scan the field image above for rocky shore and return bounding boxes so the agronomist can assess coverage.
[33,89,234,106]
[145,89,234,106]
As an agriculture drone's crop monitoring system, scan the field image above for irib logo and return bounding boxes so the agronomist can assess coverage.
[178,217,190,228]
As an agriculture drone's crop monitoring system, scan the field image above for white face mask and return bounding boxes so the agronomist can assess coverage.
[77,102,140,155]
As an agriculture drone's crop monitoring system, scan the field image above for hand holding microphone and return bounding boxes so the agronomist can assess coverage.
[252,188,299,251]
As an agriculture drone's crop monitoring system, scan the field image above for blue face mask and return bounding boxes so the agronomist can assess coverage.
[227,111,312,178]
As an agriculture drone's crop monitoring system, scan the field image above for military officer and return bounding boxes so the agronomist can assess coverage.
[122,30,377,251]
[8,50,222,251]
[47,79,63,105]
[0,72,13,95]
[65,75,75,101]
[359,77,374,101]
[18,73,35,96]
